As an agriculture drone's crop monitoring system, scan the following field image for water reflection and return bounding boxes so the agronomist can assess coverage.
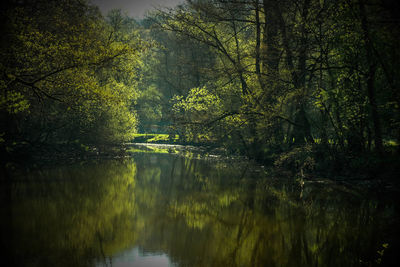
[1,153,398,266]
[101,247,175,267]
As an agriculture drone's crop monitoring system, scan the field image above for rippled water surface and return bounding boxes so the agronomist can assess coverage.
[1,151,399,266]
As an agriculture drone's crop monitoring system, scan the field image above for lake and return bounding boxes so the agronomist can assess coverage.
[1,148,398,266]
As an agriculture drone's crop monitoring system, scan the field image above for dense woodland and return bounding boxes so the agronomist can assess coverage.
[1,0,399,177]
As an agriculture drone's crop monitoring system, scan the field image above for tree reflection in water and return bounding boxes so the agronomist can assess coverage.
[1,153,398,266]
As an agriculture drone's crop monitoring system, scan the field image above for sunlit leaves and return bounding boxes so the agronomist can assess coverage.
[1,0,144,147]
[0,88,30,114]
[173,86,221,115]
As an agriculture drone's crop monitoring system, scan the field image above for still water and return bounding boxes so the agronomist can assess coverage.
[1,150,399,266]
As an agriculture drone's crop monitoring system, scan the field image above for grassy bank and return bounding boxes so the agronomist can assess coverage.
[131,134,180,144]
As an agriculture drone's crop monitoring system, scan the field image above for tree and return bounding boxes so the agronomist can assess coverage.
[0,0,143,158]
[146,0,399,171]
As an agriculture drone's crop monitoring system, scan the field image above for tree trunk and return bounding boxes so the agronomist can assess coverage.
[359,0,384,155]
[262,0,280,89]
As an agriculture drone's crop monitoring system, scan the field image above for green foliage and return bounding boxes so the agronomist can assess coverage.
[171,86,222,142]
[274,145,316,175]
[2,0,399,172]
[135,85,163,131]
[172,86,221,121]
[139,0,400,174]
[0,0,144,156]
[131,133,179,143]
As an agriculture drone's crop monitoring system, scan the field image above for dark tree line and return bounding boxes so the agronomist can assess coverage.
[1,0,142,160]
[1,0,399,175]
[135,0,400,175]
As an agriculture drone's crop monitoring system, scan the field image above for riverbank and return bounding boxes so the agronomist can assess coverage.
[131,134,400,185]
[2,137,399,194]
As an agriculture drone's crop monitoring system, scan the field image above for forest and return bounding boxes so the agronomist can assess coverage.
[1,1,400,266]
[1,0,399,178]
